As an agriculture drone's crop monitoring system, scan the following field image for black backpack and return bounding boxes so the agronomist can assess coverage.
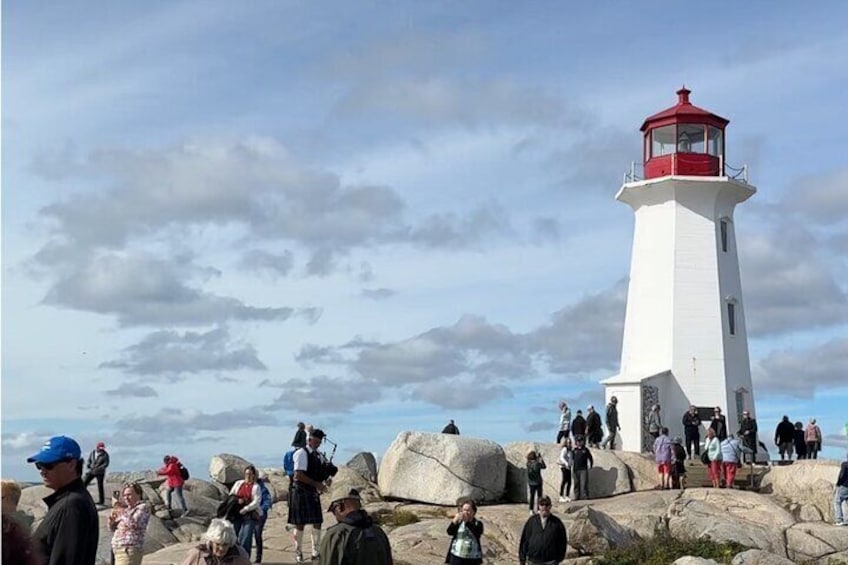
[179,463,190,481]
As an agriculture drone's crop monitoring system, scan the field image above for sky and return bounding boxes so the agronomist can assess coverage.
[2,2,847,482]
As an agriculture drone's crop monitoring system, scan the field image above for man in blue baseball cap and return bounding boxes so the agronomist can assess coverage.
[27,435,99,565]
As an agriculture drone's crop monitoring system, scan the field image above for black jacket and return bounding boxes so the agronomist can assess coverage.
[444,519,483,564]
[710,415,728,441]
[34,478,99,565]
[775,420,795,444]
[570,415,587,437]
[605,404,619,429]
[292,429,307,448]
[586,412,602,442]
[442,423,460,435]
[682,411,701,431]
[571,446,593,471]
[86,449,109,475]
[320,509,393,565]
[519,513,567,565]
[838,461,848,488]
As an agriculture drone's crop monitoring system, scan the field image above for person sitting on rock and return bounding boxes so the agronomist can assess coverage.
[445,499,483,565]
[182,518,250,565]
[525,451,546,515]
[653,427,673,490]
[442,420,460,435]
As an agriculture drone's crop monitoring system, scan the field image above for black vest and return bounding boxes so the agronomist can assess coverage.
[295,448,324,489]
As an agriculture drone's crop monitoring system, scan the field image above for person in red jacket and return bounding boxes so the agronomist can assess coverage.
[157,455,187,515]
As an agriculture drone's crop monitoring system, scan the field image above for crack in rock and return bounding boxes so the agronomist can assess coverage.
[405,444,498,496]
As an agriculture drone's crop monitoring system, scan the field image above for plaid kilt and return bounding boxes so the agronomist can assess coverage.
[287,483,323,525]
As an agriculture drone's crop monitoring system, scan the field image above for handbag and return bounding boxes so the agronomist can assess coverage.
[700,450,710,465]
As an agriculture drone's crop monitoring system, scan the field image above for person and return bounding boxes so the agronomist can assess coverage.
[442,420,461,435]
[834,452,848,526]
[518,495,568,565]
[292,422,307,449]
[710,407,728,441]
[253,474,274,564]
[289,428,330,563]
[738,410,758,463]
[444,499,483,565]
[158,455,188,515]
[571,436,593,501]
[774,416,795,461]
[805,419,823,460]
[601,396,620,450]
[570,410,587,439]
[647,405,662,442]
[27,435,99,565]
[83,441,110,505]
[719,434,744,489]
[1,479,22,514]
[182,518,250,565]
[2,512,43,565]
[229,465,262,555]
[319,486,393,564]
[585,406,603,448]
[526,451,546,515]
[653,427,673,490]
[682,405,701,460]
[557,438,573,503]
[109,482,150,565]
[704,427,722,488]
[556,402,571,443]
[670,437,687,490]
[794,421,808,460]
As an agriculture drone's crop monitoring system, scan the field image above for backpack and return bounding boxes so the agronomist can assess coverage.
[283,449,296,478]
[178,463,190,481]
[258,480,273,513]
[341,523,391,565]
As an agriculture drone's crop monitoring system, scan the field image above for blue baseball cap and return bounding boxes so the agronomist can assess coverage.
[26,436,82,464]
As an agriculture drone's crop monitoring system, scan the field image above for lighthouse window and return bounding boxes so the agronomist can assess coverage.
[678,124,705,153]
[720,219,729,252]
[708,127,723,157]
[651,125,676,157]
[727,301,737,335]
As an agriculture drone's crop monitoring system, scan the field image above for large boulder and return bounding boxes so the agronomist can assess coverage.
[503,442,631,503]
[347,452,378,483]
[182,478,227,501]
[208,454,253,485]
[565,505,642,554]
[378,432,506,505]
[759,459,840,523]
[329,466,380,504]
[143,514,180,554]
[16,485,52,523]
[581,490,681,539]
[785,521,848,562]
[610,450,657,491]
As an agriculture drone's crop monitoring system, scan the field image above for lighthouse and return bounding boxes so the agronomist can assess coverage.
[601,88,756,453]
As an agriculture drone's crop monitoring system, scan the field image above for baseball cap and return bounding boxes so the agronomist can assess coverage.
[27,436,82,464]
[326,487,361,511]
[97,441,105,449]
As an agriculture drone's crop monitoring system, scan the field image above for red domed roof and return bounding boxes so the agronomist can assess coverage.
[640,87,728,132]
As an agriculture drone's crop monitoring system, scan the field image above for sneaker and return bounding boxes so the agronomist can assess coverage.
[295,550,304,564]
[836,522,846,527]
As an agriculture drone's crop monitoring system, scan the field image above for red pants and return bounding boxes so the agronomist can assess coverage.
[722,462,738,486]
[708,460,721,482]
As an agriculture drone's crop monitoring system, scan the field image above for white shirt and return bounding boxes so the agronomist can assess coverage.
[293,445,316,472]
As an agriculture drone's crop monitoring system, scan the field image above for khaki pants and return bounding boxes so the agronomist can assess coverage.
[113,546,143,565]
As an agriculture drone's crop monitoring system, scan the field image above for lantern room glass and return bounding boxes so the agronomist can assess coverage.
[651,125,676,157]
[708,126,723,157]
[677,124,705,153]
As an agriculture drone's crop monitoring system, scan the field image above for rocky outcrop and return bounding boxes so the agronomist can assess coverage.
[347,451,378,483]
[379,432,507,505]
[566,505,641,554]
[208,453,254,485]
[730,549,795,564]
[759,459,839,523]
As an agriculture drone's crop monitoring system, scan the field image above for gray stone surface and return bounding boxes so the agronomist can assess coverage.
[730,549,795,564]
[208,453,254,485]
[566,505,641,554]
[760,459,839,523]
[378,431,507,505]
[673,558,719,565]
[346,451,378,483]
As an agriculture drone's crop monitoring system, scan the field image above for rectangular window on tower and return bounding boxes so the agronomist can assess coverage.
[727,301,736,335]
[720,220,728,252]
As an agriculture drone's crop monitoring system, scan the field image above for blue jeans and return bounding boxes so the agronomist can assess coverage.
[835,486,848,523]
[234,514,257,554]
[166,486,187,511]
[253,513,268,562]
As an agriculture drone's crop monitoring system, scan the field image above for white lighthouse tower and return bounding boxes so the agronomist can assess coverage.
[602,88,756,452]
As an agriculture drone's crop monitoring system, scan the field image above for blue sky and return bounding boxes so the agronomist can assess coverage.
[3,2,847,481]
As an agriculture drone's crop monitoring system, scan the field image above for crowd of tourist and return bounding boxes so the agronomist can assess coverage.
[0,408,843,565]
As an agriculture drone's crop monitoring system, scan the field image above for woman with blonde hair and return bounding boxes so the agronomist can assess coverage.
[182,518,250,565]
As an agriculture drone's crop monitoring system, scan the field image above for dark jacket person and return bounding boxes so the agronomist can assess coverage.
[27,435,99,565]
[319,487,393,565]
[518,496,567,565]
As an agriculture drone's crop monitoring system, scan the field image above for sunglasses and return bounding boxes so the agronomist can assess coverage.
[35,459,71,471]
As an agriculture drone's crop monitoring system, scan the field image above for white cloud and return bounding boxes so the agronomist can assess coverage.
[753,337,848,398]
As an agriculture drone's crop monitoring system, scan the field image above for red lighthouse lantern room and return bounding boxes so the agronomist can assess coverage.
[641,87,728,179]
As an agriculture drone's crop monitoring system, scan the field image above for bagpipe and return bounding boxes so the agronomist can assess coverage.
[317,436,339,483]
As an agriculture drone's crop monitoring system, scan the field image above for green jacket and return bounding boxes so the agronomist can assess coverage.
[319,509,393,565]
